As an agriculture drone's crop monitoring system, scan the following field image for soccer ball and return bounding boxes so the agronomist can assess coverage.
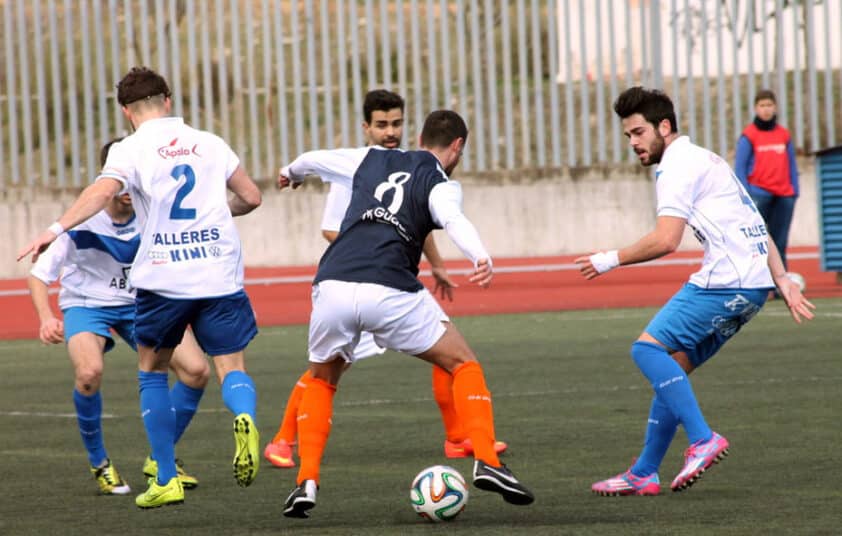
[785,272,806,292]
[410,465,469,522]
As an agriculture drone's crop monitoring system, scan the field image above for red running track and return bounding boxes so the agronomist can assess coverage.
[1,246,838,341]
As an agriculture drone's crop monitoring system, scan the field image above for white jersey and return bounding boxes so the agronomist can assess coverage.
[30,210,139,309]
[656,136,774,289]
[97,117,244,299]
[321,181,353,232]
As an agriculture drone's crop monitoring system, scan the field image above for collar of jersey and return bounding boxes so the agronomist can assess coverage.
[111,213,137,228]
[135,116,185,134]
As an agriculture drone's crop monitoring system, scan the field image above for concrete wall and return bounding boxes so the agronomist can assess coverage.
[1,158,818,279]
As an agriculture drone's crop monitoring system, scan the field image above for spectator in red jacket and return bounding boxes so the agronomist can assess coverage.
[734,89,799,270]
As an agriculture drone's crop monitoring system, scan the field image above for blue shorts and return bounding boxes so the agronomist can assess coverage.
[644,283,769,367]
[62,305,137,353]
[134,289,258,355]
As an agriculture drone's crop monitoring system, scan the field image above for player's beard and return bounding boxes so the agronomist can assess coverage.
[642,133,666,166]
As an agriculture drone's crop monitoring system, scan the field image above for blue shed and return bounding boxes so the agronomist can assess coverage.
[816,145,842,275]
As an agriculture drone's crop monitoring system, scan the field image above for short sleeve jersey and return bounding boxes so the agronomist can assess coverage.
[656,136,774,289]
[30,210,139,309]
[97,117,244,299]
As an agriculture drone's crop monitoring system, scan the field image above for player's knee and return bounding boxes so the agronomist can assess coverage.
[630,340,664,366]
[75,365,103,390]
[185,361,211,388]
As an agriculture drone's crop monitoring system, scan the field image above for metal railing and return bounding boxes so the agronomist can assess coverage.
[1,0,840,187]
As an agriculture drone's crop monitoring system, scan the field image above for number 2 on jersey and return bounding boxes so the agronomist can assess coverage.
[169,164,197,219]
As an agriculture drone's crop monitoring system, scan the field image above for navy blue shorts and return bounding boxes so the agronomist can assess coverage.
[644,283,769,367]
[134,289,257,355]
[62,305,136,353]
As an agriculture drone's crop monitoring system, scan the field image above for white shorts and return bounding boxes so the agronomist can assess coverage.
[308,280,449,363]
[352,331,387,361]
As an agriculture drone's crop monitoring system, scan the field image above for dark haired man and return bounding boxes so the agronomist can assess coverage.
[263,91,507,470]
[575,86,814,496]
[19,67,264,508]
[277,109,533,518]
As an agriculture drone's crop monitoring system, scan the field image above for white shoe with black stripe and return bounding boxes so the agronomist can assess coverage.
[472,460,535,505]
[283,479,318,518]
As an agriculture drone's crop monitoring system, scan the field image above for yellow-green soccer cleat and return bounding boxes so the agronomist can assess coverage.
[135,476,184,509]
[142,456,199,489]
[233,413,260,487]
[91,459,131,495]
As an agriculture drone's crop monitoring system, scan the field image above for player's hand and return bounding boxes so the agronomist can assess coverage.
[469,259,493,288]
[775,276,816,324]
[430,265,457,301]
[17,230,59,263]
[574,255,600,280]
[277,172,302,190]
[38,317,64,345]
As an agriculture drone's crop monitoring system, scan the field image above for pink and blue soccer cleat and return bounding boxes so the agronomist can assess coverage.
[670,431,729,492]
[591,469,661,496]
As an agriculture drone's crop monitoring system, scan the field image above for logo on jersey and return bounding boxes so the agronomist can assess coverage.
[361,207,412,241]
[158,138,201,159]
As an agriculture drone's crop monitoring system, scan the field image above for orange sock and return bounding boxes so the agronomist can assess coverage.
[451,361,500,466]
[431,364,465,442]
[272,370,312,445]
[296,377,336,485]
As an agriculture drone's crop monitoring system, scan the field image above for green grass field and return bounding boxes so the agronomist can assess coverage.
[1,299,840,535]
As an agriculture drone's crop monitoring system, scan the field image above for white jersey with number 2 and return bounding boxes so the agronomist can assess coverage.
[97,117,245,299]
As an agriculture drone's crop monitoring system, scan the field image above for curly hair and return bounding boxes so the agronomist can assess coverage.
[116,67,171,107]
[613,86,677,133]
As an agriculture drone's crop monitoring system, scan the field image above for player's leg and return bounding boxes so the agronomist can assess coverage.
[416,323,533,505]
[63,306,131,495]
[192,290,259,488]
[284,281,360,518]
[634,284,767,492]
[433,364,509,459]
[264,369,312,468]
[266,335,366,469]
[358,284,532,505]
[284,357,346,518]
[141,328,209,489]
[133,290,193,508]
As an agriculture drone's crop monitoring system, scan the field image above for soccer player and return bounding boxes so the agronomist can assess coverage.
[27,138,209,495]
[277,110,534,518]
[263,90,507,469]
[18,67,263,508]
[575,87,815,496]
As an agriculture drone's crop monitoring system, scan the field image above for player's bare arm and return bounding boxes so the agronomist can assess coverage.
[766,237,816,323]
[227,165,262,216]
[17,178,122,263]
[27,275,64,344]
[575,216,685,279]
[422,234,457,301]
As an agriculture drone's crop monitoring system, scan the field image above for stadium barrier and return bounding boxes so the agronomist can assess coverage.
[1,158,818,280]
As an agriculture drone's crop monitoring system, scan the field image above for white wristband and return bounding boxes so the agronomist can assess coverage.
[589,250,620,274]
[47,222,65,236]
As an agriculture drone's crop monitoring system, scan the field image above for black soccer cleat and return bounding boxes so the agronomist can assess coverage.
[283,479,318,518]
[472,460,535,505]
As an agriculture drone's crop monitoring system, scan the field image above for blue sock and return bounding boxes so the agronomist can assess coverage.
[170,381,205,445]
[631,395,679,477]
[630,341,712,445]
[221,370,257,421]
[138,371,177,485]
[73,390,108,467]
